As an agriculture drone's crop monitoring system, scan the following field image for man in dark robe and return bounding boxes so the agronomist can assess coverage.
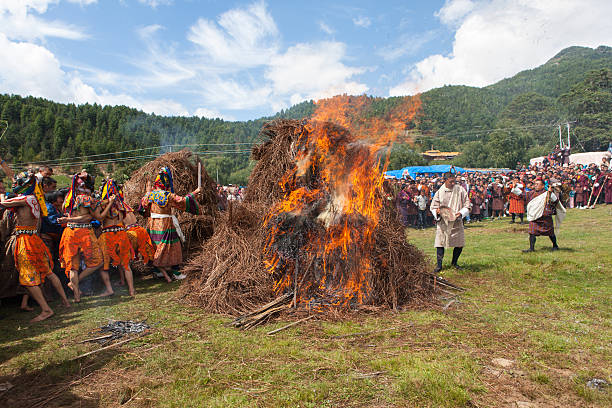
[523,178,565,252]
[490,177,504,219]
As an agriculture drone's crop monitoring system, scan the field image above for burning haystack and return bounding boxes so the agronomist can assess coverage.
[181,114,433,316]
[123,149,217,250]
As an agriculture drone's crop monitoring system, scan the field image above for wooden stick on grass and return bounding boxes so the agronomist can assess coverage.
[78,334,114,343]
[71,332,149,361]
[266,315,316,335]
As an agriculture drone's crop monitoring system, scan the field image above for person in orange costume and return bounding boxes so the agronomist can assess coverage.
[123,210,156,265]
[97,179,136,296]
[1,171,70,321]
[58,171,107,302]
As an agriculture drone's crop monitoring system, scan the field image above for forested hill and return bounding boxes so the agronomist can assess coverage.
[1,45,610,184]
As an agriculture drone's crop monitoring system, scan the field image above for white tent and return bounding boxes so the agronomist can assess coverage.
[530,151,610,166]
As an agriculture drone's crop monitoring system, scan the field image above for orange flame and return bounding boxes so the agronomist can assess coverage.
[263,94,422,307]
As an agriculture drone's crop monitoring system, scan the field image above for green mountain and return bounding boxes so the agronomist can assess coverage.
[1,45,610,184]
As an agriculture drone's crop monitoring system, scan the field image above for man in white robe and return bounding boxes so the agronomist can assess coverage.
[429,172,471,273]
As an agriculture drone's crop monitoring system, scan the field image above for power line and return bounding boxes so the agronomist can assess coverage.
[10,142,257,167]
[417,123,558,140]
[9,149,252,169]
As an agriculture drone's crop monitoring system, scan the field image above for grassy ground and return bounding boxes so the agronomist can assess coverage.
[1,207,611,407]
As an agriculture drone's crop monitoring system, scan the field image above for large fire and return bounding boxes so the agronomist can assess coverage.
[263,95,422,307]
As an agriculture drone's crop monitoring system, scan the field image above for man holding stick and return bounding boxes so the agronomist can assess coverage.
[141,167,201,282]
[430,171,471,273]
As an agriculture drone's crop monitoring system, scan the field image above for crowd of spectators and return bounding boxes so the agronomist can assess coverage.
[383,149,612,229]
[216,184,245,211]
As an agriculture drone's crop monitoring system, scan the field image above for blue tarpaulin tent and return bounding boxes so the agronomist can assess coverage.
[384,165,466,179]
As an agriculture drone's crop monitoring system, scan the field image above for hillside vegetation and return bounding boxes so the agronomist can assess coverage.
[1,46,610,184]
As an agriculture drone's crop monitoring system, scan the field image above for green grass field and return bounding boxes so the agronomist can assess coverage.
[1,207,611,407]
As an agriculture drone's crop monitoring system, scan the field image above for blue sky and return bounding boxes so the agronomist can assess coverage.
[1,1,611,121]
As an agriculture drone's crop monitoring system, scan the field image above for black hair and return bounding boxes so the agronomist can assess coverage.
[42,176,57,187]
[45,190,66,203]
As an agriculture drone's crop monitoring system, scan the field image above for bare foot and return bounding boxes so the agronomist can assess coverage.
[67,281,74,291]
[62,299,72,308]
[21,305,34,312]
[31,310,54,322]
[100,290,114,297]
[119,281,126,286]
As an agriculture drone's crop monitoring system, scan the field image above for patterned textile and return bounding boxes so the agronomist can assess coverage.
[528,216,554,236]
[469,191,483,215]
[12,171,36,196]
[146,190,171,208]
[154,166,174,193]
[126,225,156,264]
[2,195,43,219]
[98,226,134,270]
[67,222,92,229]
[575,176,590,203]
[64,194,98,216]
[100,179,132,217]
[508,191,525,214]
[491,185,504,211]
[59,226,103,274]
[101,225,125,233]
[605,174,612,204]
[141,191,198,267]
[14,227,53,286]
[63,174,95,215]
[15,228,36,236]
[527,190,555,236]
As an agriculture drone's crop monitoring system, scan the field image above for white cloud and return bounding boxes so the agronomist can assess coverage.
[319,21,334,35]
[435,0,475,25]
[137,0,173,8]
[352,16,371,28]
[67,0,98,5]
[133,24,196,88]
[184,2,367,112]
[0,33,191,117]
[187,0,279,68]
[0,0,88,41]
[200,79,273,110]
[194,107,235,121]
[0,0,369,118]
[390,0,612,96]
[378,30,436,61]
[266,42,367,103]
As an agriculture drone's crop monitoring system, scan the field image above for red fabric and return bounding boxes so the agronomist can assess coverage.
[508,192,525,214]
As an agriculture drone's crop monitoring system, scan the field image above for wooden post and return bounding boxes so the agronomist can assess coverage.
[197,161,202,190]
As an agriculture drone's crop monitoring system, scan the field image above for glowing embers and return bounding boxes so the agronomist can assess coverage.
[263,121,380,307]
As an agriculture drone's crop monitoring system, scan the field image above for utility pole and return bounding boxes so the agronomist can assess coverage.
[558,125,563,148]
[566,122,571,149]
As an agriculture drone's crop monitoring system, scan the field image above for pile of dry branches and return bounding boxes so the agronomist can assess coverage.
[181,119,435,317]
[179,203,275,315]
[123,149,217,250]
[244,119,304,205]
